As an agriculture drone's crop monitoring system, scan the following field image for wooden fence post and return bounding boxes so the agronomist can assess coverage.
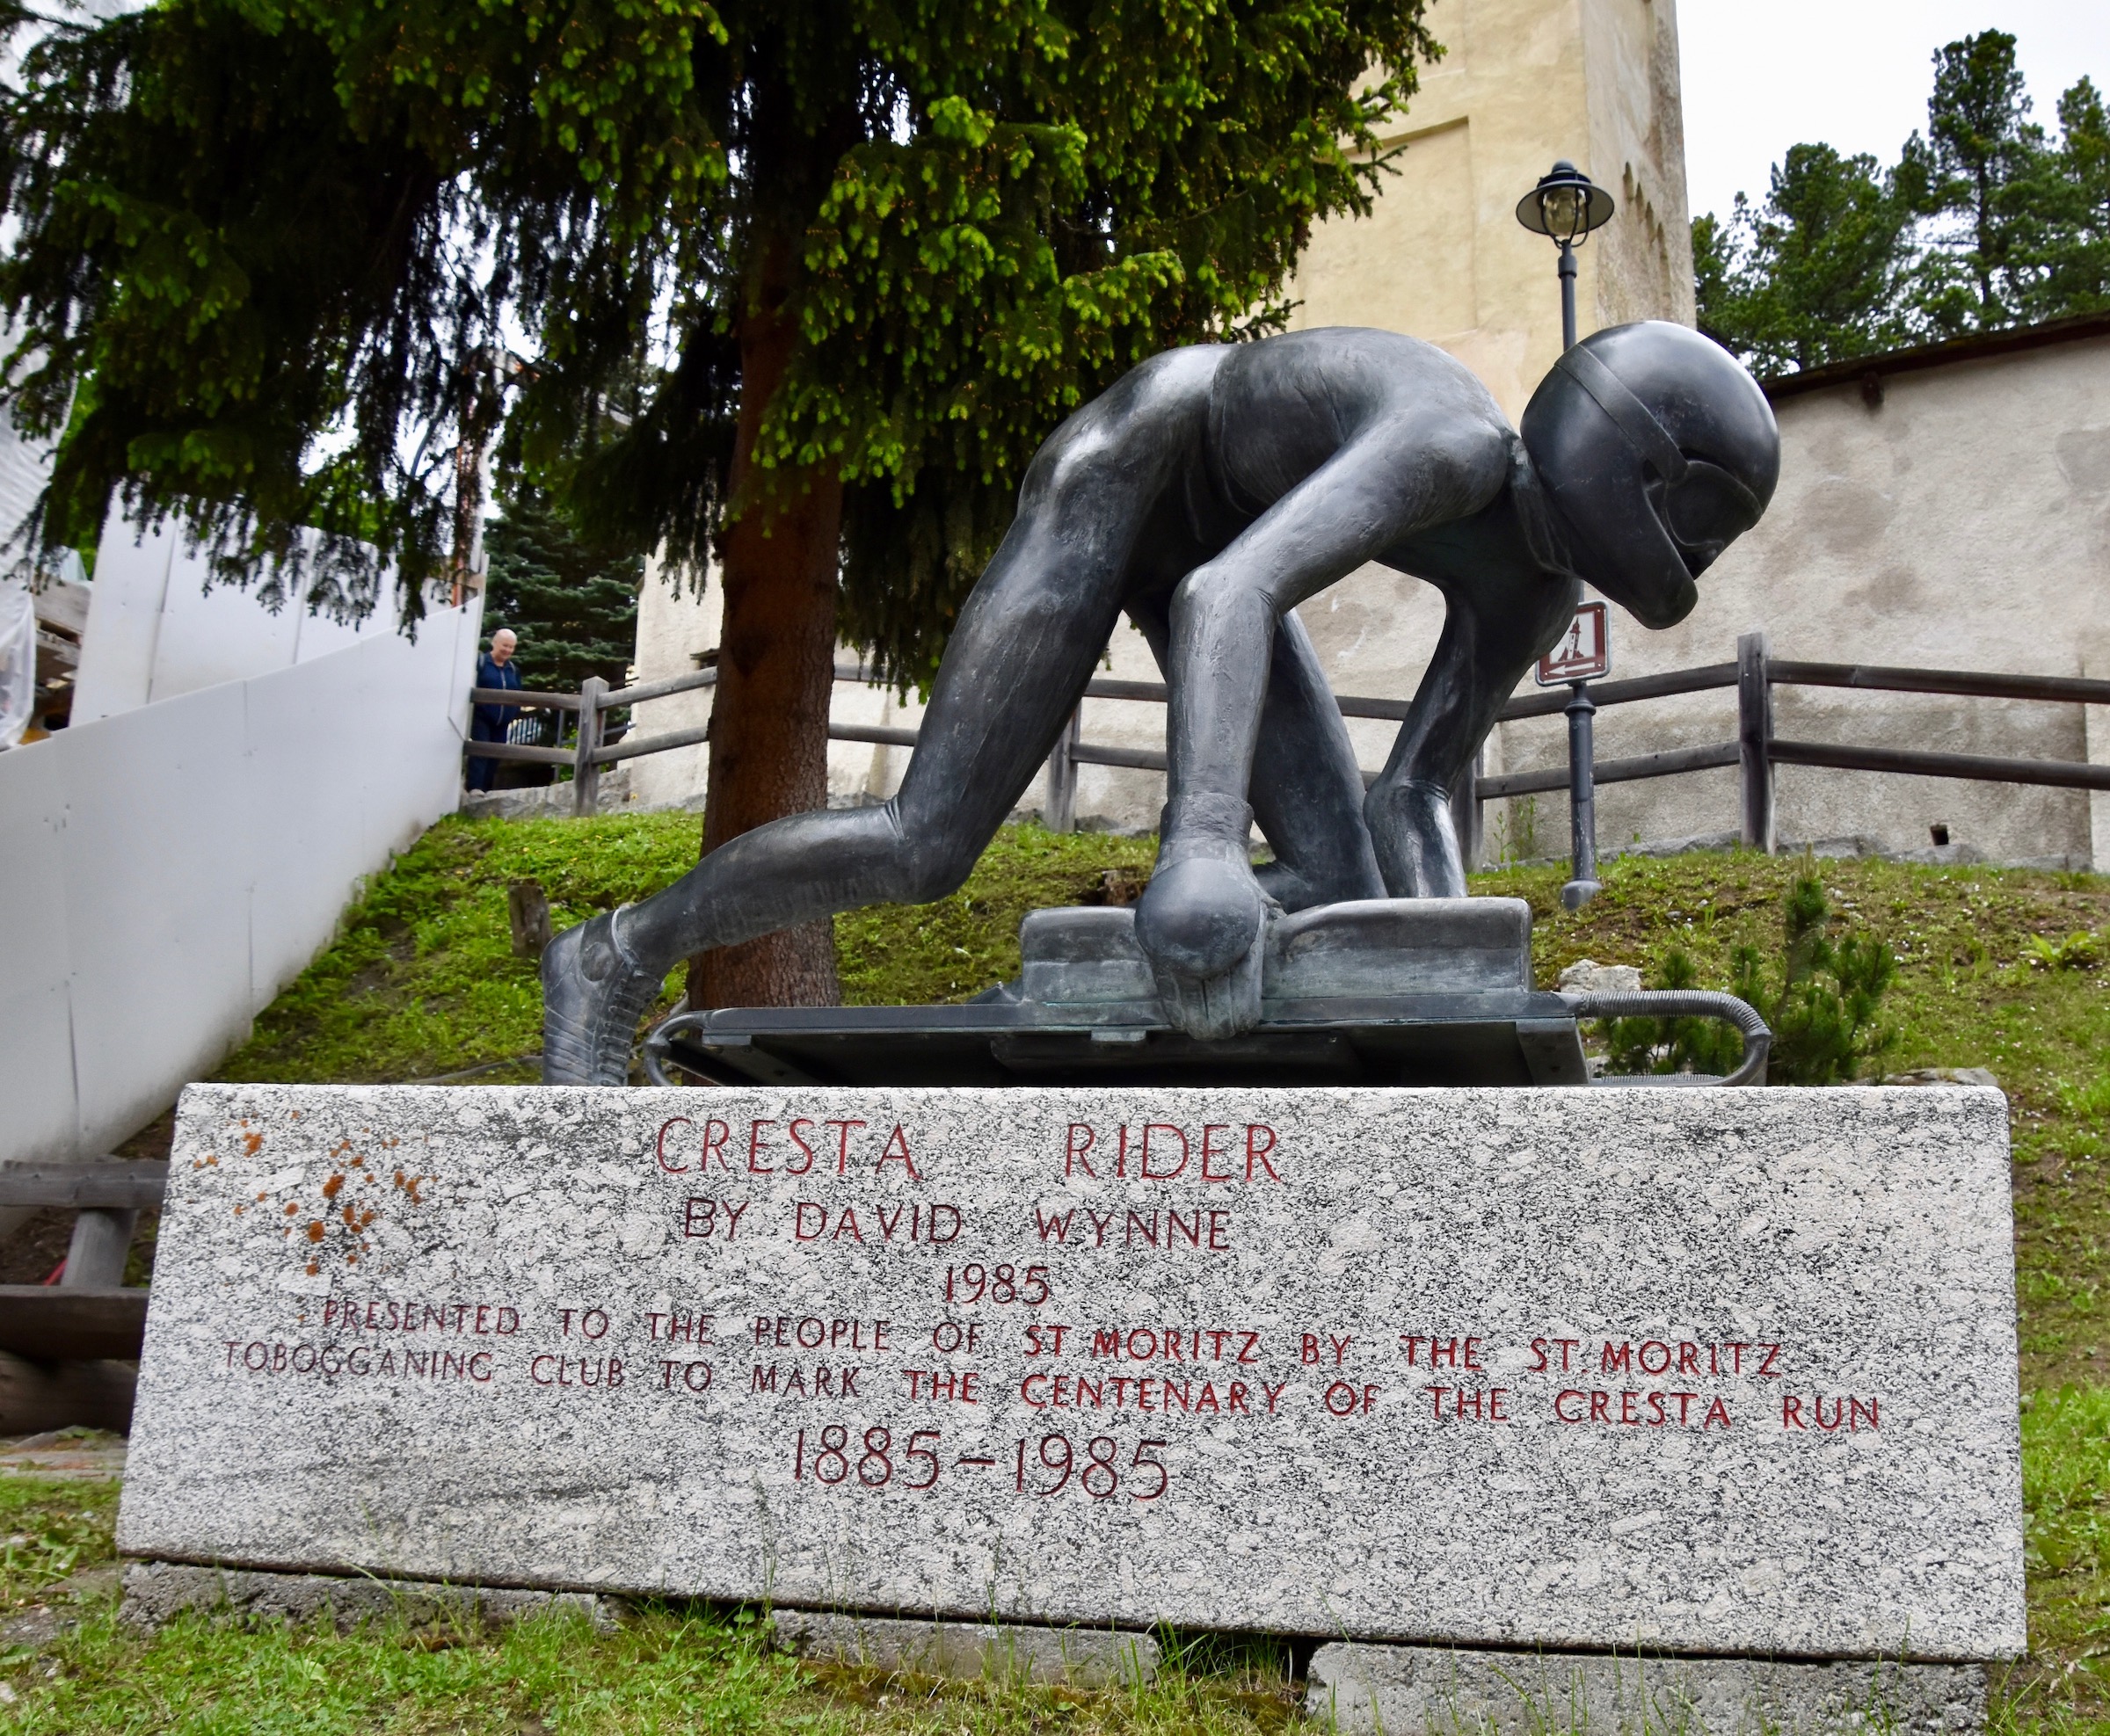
[574,676,606,817]
[1044,707,1080,832]
[1738,630,1774,853]
[507,879,554,958]
[61,1209,136,1288]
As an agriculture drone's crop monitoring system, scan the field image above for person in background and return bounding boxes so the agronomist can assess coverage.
[467,628,524,791]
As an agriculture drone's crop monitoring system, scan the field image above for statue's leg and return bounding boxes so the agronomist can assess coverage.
[1129,599,1382,912]
[1364,575,1578,896]
[540,348,1221,1083]
[1246,611,1386,909]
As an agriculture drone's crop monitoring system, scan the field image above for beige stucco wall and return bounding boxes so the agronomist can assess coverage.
[1495,332,2110,870]
[1285,0,1693,422]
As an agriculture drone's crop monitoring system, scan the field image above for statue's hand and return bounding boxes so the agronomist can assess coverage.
[1135,847,1273,1040]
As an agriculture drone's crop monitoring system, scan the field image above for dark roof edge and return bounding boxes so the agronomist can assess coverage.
[1757,309,2110,403]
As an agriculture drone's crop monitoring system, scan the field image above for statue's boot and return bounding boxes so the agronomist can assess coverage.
[1135,838,1274,1041]
[542,909,661,1085]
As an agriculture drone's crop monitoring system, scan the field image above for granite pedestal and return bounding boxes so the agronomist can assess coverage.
[119,1083,2022,1718]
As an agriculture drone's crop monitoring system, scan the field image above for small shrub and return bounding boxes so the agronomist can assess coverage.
[1602,870,1896,1085]
[2026,931,2101,971]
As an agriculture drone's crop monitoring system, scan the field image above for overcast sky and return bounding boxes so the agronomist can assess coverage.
[1679,0,2110,222]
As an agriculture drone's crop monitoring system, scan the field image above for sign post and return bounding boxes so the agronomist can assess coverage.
[1535,602,1610,910]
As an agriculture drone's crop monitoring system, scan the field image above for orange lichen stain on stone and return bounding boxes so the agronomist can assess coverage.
[305,1261,320,1275]
[393,1170,426,1204]
[284,1202,299,1216]
[341,1203,359,1226]
[233,1205,244,1217]
[331,1137,353,1159]
[359,1209,375,1229]
[306,1221,325,1243]
[255,1192,267,1203]
[243,1131,264,1157]
[322,1174,346,1201]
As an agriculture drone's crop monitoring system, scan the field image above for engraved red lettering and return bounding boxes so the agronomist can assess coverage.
[1140,1124,1189,1180]
[877,1124,921,1180]
[825,1120,868,1175]
[656,1117,693,1173]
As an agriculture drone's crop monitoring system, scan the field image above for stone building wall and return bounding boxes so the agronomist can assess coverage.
[1285,0,1693,420]
[1521,320,2110,872]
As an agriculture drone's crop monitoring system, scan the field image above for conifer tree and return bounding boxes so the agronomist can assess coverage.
[2039,78,2110,316]
[0,0,1438,1006]
[482,485,642,696]
[1692,146,1918,374]
[1695,30,2110,370]
[1909,30,2062,332]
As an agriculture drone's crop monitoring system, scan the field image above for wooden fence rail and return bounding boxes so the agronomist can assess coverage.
[465,636,2110,868]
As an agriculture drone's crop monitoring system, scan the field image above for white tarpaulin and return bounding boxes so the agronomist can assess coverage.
[0,577,33,748]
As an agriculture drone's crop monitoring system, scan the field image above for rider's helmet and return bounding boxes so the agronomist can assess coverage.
[1520,321,1780,628]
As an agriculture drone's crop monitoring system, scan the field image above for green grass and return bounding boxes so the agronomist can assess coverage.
[217,814,706,1087]
[178,821,2110,1731]
[2012,1386,2110,1723]
[0,1475,119,1611]
[218,817,1158,1087]
[0,1467,1299,1735]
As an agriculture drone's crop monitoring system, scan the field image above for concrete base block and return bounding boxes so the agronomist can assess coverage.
[770,1609,1159,1689]
[119,1562,615,1634]
[1305,1642,1988,1736]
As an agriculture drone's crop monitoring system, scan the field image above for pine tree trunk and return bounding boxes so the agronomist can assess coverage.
[688,229,844,1011]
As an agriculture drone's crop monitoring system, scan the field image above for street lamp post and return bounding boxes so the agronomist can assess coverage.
[1514,160,1616,352]
[1517,161,1615,907]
